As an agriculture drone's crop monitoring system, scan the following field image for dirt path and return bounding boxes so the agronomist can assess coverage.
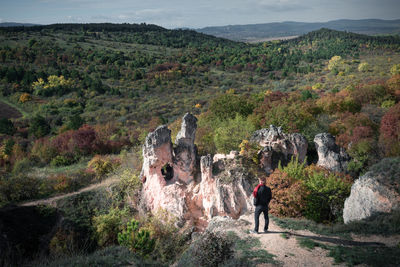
[214,213,395,267]
[21,176,119,207]
[234,213,344,266]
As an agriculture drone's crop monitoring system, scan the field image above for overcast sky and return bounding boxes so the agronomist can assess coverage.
[1,0,399,29]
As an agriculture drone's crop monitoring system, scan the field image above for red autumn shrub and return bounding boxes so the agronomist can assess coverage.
[330,112,377,148]
[380,102,400,156]
[51,124,97,157]
[265,169,309,218]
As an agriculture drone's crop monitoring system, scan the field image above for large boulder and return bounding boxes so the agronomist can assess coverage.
[314,133,350,172]
[250,125,308,174]
[343,158,400,223]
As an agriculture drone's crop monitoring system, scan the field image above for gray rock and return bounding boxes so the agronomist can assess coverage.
[343,158,400,223]
[142,125,173,168]
[314,133,350,172]
[200,154,213,181]
[250,125,308,174]
[174,113,198,184]
[175,112,198,145]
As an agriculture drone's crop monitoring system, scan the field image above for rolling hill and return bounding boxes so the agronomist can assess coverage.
[197,19,400,42]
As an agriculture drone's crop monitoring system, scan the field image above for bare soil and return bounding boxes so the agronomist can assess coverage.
[21,176,119,207]
[0,100,22,119]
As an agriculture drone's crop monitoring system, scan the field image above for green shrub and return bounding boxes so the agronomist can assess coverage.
[0,175,41,204]
[347,140,373,176]
[30,138,57,165]
[304,168,352,223]
[88,155,120,179]
[209,91,254,121]
[143,210,189,264]
[66,114,84,130]
[0,118,15,135]
[239,140,261,164]
[381,99,395,109]
[93,207,130,247]
[191,231,234,267]
[279,156,307,181]
[358,62,369,72]
[29,115,50,138]
[50,155,75,167]
[214,114,255,153]
[49,229,78,256]
[12,158,34,175]
[390,64,400,75]
[270,157,352,223]
[118,219,155,257]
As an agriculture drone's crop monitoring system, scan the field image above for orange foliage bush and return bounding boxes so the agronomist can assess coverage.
[52,174,74,193]
[380,102,400,156]
[19,93,31,103]
[350,81,387,105]
[265,169,309,217]
[316,92,361,114]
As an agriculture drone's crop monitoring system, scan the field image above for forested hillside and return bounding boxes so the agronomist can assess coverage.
[1,23,400,266]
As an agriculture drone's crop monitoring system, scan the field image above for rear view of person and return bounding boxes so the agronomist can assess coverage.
[251,177,272,234]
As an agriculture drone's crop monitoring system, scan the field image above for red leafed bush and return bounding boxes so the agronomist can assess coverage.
[330,112,377,148]
[265,169,309,218]
[52,124,97,157]
[380,102,400,156]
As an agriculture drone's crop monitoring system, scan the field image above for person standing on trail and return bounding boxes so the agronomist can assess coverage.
[251,177,272,234]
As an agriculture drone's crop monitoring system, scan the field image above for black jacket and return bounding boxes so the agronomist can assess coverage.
[254,185,272,207]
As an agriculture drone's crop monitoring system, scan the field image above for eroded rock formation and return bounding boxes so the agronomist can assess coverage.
[174,113,198,184]
[140,125,189,223]
[195,152,255,220]
[314,133,350,172]
[250,125,308,174]
[343,158,400,223]
[140,113,256,228]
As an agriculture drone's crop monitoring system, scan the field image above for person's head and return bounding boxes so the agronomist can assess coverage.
[258,177,266,185]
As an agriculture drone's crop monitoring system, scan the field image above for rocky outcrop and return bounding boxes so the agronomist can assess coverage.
[174,113,198,184]
[140,113,256,228]
[314,133,350,172]
[195,152,255,221]
[140,125,189,223]
[343,158,400,223]
[250,125,308,174]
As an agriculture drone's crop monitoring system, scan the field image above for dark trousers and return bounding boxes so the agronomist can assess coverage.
[254,205,269,232]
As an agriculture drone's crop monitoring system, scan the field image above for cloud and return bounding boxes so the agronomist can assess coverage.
[254,0,310,12]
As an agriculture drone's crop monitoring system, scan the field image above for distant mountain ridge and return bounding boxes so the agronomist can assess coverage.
[0,22,40,27]
[197,19,400,42]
